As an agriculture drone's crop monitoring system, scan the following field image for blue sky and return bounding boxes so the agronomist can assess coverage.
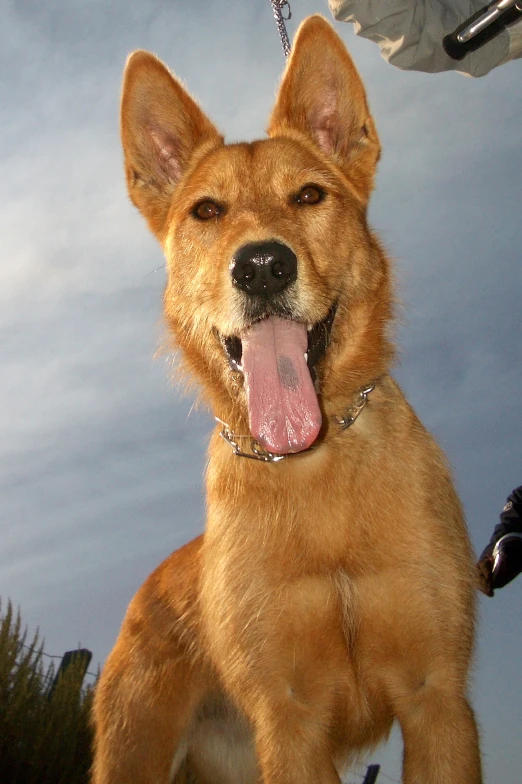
[1,1,520,781]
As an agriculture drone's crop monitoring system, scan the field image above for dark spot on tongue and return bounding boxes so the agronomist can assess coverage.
[277,355,299,391]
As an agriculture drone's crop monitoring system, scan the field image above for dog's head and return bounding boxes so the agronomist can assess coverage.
[120,16,394,456]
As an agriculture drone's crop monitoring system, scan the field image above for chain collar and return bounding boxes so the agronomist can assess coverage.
[216,381,376,463]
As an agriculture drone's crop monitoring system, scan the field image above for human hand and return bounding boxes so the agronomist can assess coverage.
[476,534,522,596]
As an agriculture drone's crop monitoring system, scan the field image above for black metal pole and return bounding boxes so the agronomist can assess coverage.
[362,764,381,784]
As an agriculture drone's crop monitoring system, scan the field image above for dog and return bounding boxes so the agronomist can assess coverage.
[92,16,483,784]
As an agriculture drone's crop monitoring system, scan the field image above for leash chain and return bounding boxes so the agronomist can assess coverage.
[217,381,377,463]
[269,0,292,59]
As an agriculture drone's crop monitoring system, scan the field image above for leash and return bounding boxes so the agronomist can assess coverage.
[269,0,292,58]
[217,381,377,463]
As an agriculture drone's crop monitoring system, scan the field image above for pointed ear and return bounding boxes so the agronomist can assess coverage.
[267,15,380,203]
[120,51,222,240]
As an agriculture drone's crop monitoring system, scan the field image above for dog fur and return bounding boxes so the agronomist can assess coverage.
[91,16,483,784]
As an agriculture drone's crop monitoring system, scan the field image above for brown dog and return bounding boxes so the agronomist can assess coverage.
[92,16,482,784]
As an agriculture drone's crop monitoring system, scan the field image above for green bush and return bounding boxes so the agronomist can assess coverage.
[0,599,96,784]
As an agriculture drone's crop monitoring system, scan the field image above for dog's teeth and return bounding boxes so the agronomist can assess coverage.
[230,359,244,374]
[307,324,313,332]
[304,352,308,362]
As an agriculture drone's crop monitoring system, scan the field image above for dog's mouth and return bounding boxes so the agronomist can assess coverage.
[219,304,336,455]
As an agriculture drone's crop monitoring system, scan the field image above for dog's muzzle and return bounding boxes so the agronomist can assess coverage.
[221,241,337,456]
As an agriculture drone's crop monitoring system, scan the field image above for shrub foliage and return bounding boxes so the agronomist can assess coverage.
[0,599,95,784]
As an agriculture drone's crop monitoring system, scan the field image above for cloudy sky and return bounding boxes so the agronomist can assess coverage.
[1,0,520,780]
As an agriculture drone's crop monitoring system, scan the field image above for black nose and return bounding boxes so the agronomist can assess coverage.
[231,241,297,297]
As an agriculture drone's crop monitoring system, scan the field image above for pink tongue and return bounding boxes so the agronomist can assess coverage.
[241,316,322,455]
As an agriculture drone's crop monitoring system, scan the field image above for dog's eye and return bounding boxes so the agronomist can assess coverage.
[192,200,222,220]
[295,185,325,206]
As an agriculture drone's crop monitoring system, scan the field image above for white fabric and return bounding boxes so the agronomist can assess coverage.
[328,0,522,76]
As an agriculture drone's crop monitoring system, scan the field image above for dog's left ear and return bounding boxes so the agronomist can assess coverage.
[268,15,380,204]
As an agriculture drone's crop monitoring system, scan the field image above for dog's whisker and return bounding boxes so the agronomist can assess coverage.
[142,263,166,278]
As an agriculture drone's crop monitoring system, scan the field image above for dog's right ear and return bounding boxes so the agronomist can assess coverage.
[120,52,222,240]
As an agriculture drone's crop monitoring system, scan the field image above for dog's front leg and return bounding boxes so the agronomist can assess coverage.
[215,668,344,784]
[92,539,210,784]
[92,630,207,784]
[397,689,482,784]
[201,547,348,784]
[250,698,344,784]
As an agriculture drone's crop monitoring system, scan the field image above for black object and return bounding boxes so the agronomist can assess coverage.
[231,241,297,297]
[491,535,522,589]
[48,648,92,698]
[443,3,522,61]
[362,764,381,784]
[477,485,522,595]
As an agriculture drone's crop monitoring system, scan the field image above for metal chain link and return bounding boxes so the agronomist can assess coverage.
[332,382,376,431]
[216,418,287,462]
[216,380,377,463]
[269,0,292,58]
